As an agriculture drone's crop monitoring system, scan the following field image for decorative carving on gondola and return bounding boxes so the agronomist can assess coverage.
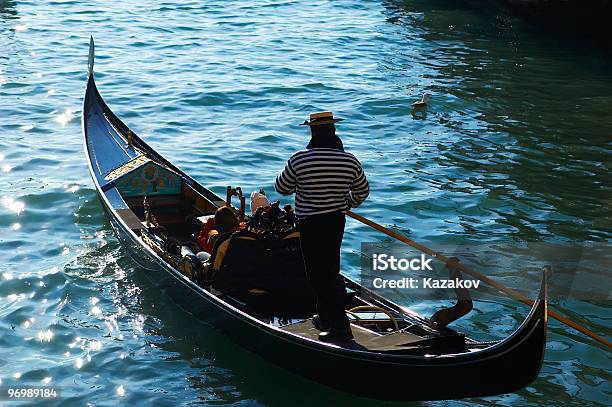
[143,196,158,230]
[428,257,473,330]
[105,156,181,196]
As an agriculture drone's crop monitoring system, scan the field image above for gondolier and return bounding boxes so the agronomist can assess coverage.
[275,112,370,342]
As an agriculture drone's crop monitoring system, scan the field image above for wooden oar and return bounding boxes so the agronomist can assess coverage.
[347,210,612,349]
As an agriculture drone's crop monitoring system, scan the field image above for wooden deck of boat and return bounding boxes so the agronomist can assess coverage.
[282,319,425,352]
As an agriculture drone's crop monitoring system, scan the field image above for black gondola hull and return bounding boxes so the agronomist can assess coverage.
[99,192,547,400]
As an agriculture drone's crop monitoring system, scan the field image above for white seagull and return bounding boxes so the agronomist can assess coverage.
[411,93,430,109]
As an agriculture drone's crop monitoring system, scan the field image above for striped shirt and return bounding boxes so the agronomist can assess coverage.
[275,148,369,217]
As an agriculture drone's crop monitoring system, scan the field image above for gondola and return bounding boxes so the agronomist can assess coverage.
[82,37,547,401]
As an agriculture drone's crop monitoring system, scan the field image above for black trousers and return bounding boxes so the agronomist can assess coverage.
[298,211,349,330]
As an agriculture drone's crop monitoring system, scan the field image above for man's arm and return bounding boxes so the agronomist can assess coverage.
[275,158,297,195]
[348,165,369,208]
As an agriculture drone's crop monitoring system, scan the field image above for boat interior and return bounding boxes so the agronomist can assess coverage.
[104,152,473,354]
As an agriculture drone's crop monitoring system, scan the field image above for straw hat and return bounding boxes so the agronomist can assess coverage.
[300,111,344,126]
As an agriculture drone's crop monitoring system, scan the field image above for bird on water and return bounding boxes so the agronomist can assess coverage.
[412,92,430,110]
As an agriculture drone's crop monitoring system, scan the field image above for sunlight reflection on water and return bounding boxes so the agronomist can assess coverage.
[55,109,74,127]
[2,196,24,214]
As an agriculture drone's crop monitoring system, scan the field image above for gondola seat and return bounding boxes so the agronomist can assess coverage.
[211,230,313,302]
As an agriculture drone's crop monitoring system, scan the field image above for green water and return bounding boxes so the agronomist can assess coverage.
[0,0,610,405]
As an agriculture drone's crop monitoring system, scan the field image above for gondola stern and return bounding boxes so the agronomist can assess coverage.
[498,268,549,394]
[445,270,549,400]
[513,268,548,346]
[535,266,549,369]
